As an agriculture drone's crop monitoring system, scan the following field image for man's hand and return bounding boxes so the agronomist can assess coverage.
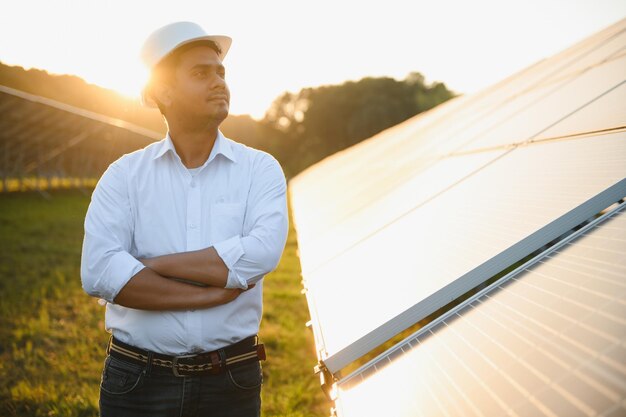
[211,284,256,305]
[138,247,229,288]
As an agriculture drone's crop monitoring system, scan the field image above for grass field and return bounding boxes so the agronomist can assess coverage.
[0,190,331,417]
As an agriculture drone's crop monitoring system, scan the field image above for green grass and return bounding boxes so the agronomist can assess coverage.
[0,190,331,417]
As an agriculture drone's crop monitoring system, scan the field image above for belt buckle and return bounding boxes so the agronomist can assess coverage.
[172,353,198,377]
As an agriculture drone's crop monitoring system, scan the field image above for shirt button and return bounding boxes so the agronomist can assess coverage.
[189,223,197,229]
[190,181,196,188]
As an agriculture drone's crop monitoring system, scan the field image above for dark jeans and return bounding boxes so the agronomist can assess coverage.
[99,352,262,417]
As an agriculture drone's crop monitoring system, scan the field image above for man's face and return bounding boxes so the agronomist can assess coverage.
[168,45,230,123]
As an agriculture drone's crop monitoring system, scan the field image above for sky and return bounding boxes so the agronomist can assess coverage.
[1,0,625,119]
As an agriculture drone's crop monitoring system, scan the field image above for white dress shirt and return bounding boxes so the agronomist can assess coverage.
[80,130,289,354]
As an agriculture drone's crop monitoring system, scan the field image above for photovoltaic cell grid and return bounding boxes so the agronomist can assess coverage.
[336,204,626,417]
[289,18,626,374]
[312,134,626,372]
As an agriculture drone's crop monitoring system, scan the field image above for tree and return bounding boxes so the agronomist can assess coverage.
[263,72,456,175]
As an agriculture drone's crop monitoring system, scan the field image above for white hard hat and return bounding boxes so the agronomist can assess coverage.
[140,21,232,108]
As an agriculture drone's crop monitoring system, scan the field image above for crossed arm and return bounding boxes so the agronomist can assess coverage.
[113,266,247,311]
[113,247,247,311]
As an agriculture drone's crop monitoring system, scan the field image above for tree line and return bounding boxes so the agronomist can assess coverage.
[0,62,456,178]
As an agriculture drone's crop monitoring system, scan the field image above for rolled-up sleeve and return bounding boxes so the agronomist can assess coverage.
[214,154,289,289]
[81,159,146,302]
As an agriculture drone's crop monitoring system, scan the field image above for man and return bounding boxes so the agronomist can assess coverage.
[80,21,288,416]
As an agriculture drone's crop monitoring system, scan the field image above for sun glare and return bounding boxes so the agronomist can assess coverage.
[86,63,148,100]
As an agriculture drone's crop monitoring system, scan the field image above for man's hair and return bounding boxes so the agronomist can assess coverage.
[146,40,222,116]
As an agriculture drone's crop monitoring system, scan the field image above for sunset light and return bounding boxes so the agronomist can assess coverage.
[2,0,624,118]
[1,2,625,416]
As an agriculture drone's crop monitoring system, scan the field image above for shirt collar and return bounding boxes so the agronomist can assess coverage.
[152,130,237,163]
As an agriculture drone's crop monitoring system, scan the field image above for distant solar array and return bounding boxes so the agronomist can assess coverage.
[0,85,159,193]
[289,18,626,416]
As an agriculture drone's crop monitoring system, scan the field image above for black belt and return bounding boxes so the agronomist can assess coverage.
[107,335,266,377]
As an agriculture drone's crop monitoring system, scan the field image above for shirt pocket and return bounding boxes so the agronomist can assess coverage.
[210,202,246,242]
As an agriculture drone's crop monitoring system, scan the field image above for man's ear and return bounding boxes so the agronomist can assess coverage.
[152,81,174,108]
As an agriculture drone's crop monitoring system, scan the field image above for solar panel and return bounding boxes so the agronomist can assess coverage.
[290,17,626,376]
[335,203,626,417]
[0,86,160,189]
[454,53,626,152]
[306,133,626,373]
[533,81,626,141]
